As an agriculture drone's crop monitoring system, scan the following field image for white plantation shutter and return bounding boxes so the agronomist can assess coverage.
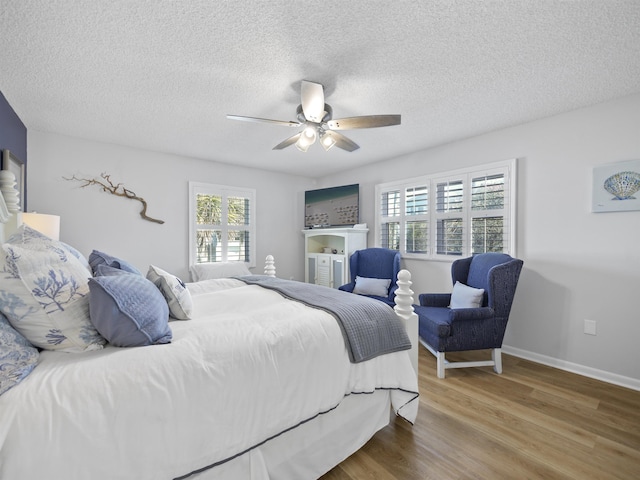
[379,189,401,249]
[471,173,508,254]
[189,183,256,267]
[435,179,464,256]
[226,195,252,262]
[375,159,516,259]
[405,186,428,254]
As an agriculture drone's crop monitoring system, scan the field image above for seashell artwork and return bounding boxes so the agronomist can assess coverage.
[592,160,640,213]
[603,171,640,200]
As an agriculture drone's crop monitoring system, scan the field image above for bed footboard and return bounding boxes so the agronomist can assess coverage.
[394,269,419,375]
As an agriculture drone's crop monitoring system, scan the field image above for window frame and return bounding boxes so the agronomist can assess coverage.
[375,159,516,260]
[188,182,256,268]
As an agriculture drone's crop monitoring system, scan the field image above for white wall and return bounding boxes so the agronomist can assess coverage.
[318,93,640,387]
[27,131,313,282]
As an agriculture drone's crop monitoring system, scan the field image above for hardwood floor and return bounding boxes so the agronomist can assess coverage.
[321,348,640,479]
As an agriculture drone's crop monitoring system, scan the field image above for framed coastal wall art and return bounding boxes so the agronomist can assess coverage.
[1,149,25,212]
[591,159,640,213]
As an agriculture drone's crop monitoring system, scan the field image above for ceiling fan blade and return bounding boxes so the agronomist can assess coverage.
[327,131,360,152]
[272,133,302,150]
[327,114,401,130]
[300,81,325,123]
[226,115,301,127]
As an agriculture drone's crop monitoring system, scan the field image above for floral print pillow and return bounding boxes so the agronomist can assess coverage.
[0,225,105,352]
[0,313,39,396]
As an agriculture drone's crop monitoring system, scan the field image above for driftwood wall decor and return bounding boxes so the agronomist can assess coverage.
[64,173,165,224]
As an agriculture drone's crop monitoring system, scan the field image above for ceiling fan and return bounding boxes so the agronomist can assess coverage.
[226,80,401,152]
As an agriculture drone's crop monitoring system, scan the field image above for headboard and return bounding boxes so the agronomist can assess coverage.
[0,169,21,242]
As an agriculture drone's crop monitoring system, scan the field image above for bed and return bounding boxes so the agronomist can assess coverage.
[0,192,419,479]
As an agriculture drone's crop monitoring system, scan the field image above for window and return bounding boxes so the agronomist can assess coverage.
[435,180,463,255]
[189,182,256,267]
[375,159,516,260]
[379,190,401,250]
[405,186,428,254]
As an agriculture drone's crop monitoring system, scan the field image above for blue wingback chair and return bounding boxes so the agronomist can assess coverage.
[339,248,401,306]
[415,252,523,378]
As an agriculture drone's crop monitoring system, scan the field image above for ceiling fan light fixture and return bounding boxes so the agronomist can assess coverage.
[228,80,400,153]
[295,138,311,152]
[295,126,317,152]
[303,125,317,140]
[320,131,336,151]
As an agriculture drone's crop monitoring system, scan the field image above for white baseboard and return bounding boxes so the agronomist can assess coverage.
[502,345,640,392]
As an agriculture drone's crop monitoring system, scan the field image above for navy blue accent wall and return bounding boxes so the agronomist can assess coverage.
[0,91,27,160]
[0,90,27,209]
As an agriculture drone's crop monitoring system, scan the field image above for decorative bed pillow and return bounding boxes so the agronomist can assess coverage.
[352,276,392,297]
[8,224,91,271]
[189,262,251,282]
[88,250,141,276]
[449,281,485,309]
[59,241,91,272]
[88,272,172,347]
[0,230,105,352]
[146,265,192,320]
[0,313,39,396]
[94,264,130,277]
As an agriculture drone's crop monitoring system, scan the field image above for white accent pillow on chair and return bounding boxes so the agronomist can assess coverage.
[449,281,485,309]
[352,276,391,297]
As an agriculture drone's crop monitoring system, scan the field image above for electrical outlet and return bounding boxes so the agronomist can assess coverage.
[584,319,597,336]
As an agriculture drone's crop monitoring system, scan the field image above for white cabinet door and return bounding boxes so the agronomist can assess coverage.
[332,257,345,288]
[307,256,317,285]
[316,255,331,287]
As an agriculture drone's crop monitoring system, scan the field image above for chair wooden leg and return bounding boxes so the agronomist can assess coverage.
[420,337,504,377]
[436,351,446,379]
[419,338,444,378]
[492,348,503,374]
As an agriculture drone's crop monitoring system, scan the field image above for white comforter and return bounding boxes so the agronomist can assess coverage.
[0,279,418,480]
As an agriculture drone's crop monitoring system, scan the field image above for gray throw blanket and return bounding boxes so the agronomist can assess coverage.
[237,276,411,363]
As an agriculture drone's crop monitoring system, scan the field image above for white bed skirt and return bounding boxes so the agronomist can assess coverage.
[189,390,392,480]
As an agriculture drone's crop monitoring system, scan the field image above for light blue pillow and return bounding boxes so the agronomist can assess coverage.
[352,276,392,297]
[89,250,142,276]
[449,281,485,309]
[94,264,129,277]
[88,272,172,347]
[0,313,39,396]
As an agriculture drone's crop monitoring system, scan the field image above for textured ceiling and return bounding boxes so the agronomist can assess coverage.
[1,1,639,177]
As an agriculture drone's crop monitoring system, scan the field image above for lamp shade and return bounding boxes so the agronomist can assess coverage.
[22,212,60,241]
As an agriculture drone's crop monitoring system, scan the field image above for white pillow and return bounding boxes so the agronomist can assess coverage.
[147,265,193,320]
[352,276,391,297]
[0,225,105,352]
[189,262,251,282]
[449,281,485,309]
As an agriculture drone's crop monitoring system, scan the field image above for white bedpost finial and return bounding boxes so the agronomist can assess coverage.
[0,183,9,228]
[394,269,419,375]
[0,170,20,213]
[0,170,22,242]
[394,270,415,317]
[264,255,276,277]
